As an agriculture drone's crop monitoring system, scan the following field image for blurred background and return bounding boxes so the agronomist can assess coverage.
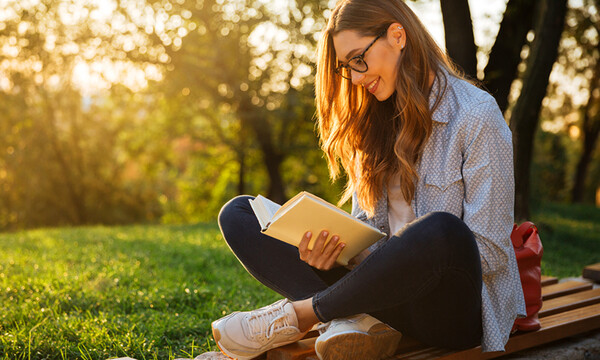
[0,0,598,231]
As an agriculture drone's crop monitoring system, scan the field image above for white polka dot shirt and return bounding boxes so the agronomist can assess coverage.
[351,71,527,352]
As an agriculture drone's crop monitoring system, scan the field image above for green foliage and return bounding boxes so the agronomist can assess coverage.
[540,0,600,204]
[585,144,600,200]
[1,0,597,230]
[158,0,331,206]
[0,0,338,229]
[0,1,168,230]
[530,130,571,203]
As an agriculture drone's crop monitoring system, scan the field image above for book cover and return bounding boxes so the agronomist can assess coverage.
[249,192,386,266]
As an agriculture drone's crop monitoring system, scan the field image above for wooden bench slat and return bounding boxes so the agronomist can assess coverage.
[583,263,600,282]
[394,302,600,360]
[540,275,559,286]
[502,302,600,354]
[539,288,600,318]
[541,280,593,300]
[393,347,449,359]
[394,336,429,354]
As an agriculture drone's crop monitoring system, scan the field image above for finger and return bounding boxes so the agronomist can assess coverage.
[316,237,341,269]
[322,235,340,256]
[324,242,346,269]
[313,230,329,253]
[307,230,329,262]
[298,231,312,260]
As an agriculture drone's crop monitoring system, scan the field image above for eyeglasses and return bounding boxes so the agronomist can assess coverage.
[335,29,387,80]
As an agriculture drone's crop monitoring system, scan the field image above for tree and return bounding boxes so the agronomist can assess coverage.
[482,0,537,112]
[562,1,600,203]
[510,0,568,220]
[441,0,568,220]
[439,0,477,79]
[152,0,329,204]
[572,62,600,203]
[0,0,167,229]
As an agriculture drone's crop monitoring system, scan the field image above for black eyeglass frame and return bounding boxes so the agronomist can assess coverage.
[335,29,387,80]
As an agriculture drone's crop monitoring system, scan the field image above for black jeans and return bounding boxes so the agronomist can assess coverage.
[218,195,483,349]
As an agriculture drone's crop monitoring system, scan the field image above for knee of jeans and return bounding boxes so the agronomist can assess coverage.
[422,212,475,249]
[217,195,254,234]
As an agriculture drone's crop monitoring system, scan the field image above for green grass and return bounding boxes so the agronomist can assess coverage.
[531,202,600,278]
[0,202,598,359]
[0,223,279,359]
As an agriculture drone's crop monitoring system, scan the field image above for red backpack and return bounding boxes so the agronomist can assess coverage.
[511,222,543,332]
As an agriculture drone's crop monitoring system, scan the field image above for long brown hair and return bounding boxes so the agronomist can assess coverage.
[316,0,459,217]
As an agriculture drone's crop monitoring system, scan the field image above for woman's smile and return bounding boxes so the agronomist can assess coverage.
[366,77,380,93]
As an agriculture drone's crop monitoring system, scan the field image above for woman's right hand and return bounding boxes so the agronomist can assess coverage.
[298,230,345,271]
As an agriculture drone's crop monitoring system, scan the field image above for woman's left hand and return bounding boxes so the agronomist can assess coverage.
[298,230,346,271]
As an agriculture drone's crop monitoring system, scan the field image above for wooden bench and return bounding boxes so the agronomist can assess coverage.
[583,263,600,283]
[264,273,600,360]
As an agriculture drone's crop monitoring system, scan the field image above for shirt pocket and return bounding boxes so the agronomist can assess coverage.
[425,168,463,191]
[422,168,465,215]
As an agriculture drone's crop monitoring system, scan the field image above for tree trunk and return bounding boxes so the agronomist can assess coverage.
[43,100,88,224]
[239,98,286,204]
[440,0,478,79]
[510,0,567,221]
[483,0,537,113]
[572,71,600,203]
[572,122,600,202]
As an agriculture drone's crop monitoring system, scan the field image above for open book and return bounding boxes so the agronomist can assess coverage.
[249,191,386,266]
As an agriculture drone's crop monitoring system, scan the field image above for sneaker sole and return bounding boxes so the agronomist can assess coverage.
[211,326,233,359]
[212,321,306,360]
[212,321,246,360]
[315,323,402,360]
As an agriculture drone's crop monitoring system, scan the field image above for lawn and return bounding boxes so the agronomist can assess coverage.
[0,202,598,359]
[531,202,600,278]
[0,223,280,359]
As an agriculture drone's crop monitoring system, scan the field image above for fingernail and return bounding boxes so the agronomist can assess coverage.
[332,236,339,242]
[341,243,346,248]
[306,231,312,238]
[322,231,328,237]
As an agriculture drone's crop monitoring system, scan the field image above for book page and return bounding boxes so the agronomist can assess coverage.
[249,195,281,231]
[256,195,281,221]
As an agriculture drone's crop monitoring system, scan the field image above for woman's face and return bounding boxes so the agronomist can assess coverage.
[332,25,405,101]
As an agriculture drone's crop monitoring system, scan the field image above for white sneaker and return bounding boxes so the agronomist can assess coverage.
[211,299,306,360]
[315,314,402,360]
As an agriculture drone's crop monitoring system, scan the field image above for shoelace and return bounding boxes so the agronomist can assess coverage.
[245,304,292,341]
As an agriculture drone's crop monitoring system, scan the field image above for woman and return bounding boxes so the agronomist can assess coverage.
[212,0,526,359]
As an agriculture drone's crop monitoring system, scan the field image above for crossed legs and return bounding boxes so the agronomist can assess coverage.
[218,195,482,349]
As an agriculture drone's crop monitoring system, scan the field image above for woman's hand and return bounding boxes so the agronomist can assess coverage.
[298,230,345,271]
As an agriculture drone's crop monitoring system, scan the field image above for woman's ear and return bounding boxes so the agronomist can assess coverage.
[387,22,406,50]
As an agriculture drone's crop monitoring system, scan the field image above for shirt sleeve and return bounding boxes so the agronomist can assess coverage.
[461,99,515,276]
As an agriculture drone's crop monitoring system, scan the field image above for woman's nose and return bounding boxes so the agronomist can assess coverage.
[351,70,365,85]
